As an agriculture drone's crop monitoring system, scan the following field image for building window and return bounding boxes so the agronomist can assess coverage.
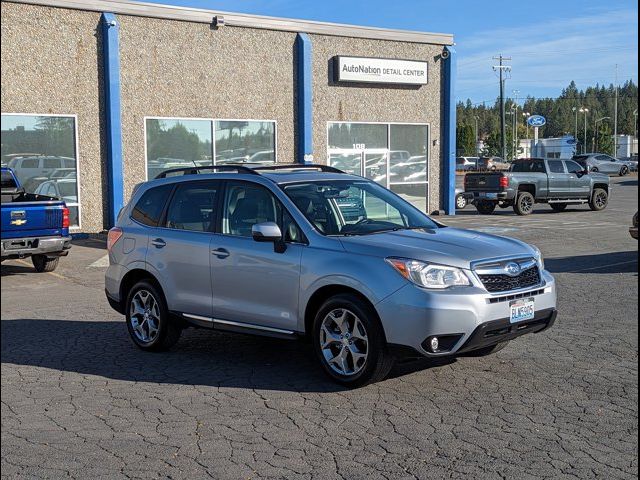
[1,114,81,227]
[215,121,276,164]
[327,122,430,212]
[145,118,276,179]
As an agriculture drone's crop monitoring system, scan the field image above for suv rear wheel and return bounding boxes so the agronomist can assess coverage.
[589,188,608,211]
[125,280,182,351]
[475,200,496,215]
[313,294,394,387]
[513,191,535,215]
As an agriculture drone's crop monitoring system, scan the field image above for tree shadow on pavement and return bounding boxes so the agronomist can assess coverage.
[1,319,450,392]
[545,250,638,274]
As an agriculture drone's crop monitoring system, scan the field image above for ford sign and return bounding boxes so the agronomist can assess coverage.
[527,115,546,127]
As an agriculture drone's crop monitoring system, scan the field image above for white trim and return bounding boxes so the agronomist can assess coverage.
[326,120,431,212]
[1,112,83,229]
[213,318,295,335]
[5,0,454,45]
[143,116,278,181]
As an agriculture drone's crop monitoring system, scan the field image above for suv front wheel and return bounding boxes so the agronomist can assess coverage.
[125,280,182,351]
[313,294,394,387]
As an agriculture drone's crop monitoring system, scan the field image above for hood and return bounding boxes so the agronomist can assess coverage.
[339,226,535,269]
[590,172,610,181]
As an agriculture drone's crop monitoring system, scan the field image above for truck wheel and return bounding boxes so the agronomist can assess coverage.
[550,203,568,212]
[125,280,182,351]
[591,167,599,173]
[475,201,496,215]
[589,188,608,211]
[455,194,467,209]
[32,255,59,273]
[513,191,535,215]
[313,294,394,387]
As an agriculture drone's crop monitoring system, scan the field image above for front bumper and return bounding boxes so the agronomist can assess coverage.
[1,235,72,259]
[377,269,557,357]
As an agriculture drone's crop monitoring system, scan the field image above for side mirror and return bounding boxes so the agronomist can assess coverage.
[251,222,282,243]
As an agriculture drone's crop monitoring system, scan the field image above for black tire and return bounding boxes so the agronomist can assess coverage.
[550,203,568,212]
[455,194,467,210]
[125,280,182,351]
[513,191,535,216]
[591,167,599,173]
[32,255,59,272]
[464,342,507,357]
[589,188,609,211]
[312,293,394,387]
[619,166,629,176]
[475,200,497,215]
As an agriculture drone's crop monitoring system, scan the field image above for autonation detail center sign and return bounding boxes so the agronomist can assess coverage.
[334,56,428,85]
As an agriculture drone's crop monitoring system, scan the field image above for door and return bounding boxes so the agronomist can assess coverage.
[564,160,592,198]
[595,155,618,173]
[546,160,571,197]
[145,180,220,318]
[210,180,304,331]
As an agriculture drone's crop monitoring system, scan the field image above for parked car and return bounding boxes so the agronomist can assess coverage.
[1,167,71,272]
[631,212,638,240]
[572,153,634,176]
[464,158,610,215]
[7,155,75,181]
[105,164,557,387]
[456,157,478,171]
[455,187,472,209]
[34,178,78,204]
[247,151,275,164]
[478,157,510,171]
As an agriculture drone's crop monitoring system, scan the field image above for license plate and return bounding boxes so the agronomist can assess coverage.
[509,298,535,323]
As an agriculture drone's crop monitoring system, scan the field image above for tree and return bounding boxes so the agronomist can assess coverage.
[456,124,475,156]
[595,121,614,154]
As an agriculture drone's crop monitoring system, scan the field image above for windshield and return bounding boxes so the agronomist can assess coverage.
[282,180,438,236]
[1,170,18,189]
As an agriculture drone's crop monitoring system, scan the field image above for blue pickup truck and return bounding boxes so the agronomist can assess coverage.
[1,167,71,272]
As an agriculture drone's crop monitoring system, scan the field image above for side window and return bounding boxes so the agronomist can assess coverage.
[21,158,38,168]
[564,161,583,174]
[223,182,280,237]
[548,160,565,173]
[596,155,611,161]
[43,158,61,169]
[165,182,219,232]
[131,184,173,226]
[531,160,546,173]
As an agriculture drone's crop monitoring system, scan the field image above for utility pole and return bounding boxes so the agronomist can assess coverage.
[580,108,589,153]
[493,55,511,160]
[474,115,479,156]
[613,64,618,156]
[512,90,519,160]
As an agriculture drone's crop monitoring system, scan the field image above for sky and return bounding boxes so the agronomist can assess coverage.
[146,0,638,105]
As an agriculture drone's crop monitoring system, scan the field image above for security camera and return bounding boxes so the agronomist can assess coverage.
[441,49,450,59]
[213,15,225,27]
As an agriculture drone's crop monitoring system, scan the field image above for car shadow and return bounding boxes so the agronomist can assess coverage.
[1,319,450,392]
[0,263,35,276]
[616,179,638,187]
[545,251,638,274]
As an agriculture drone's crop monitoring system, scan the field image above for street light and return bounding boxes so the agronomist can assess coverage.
[522,112,530,156]
[579,108,589,153]
[634,109,638,139]
[594,116,610,152]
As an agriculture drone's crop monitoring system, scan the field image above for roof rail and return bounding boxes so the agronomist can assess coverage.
[154,165,259,179]
[253,164,345,174]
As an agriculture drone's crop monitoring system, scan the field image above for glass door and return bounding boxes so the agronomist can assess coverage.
[328,148,390,187]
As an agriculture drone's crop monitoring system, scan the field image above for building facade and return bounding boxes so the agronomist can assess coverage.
[1,0,456,232]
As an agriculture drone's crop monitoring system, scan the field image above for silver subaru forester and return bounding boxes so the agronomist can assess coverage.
[105,164,557,387]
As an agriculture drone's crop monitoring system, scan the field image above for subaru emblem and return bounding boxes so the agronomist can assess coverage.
[505,262,521,276]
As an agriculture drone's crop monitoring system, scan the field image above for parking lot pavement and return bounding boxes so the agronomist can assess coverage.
[2,177,638,479]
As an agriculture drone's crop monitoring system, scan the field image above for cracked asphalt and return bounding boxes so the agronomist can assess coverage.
[2,176,638,479]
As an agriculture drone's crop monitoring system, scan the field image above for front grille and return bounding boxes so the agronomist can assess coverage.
[45,209,63,229]
[479,265,541,293]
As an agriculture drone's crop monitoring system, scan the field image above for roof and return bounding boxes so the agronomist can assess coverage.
[4,0,454,45]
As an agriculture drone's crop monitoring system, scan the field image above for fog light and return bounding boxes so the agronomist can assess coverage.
[429,337,439,352]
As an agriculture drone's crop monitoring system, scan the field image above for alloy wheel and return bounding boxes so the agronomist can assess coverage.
[595,191,608,209]
[520,195,534,214]
[129,289,160,344]
[319,308,368,376]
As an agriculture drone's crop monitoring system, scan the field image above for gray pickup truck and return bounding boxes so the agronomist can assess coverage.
[464,158,611,215]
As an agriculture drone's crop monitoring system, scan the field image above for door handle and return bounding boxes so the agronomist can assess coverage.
[151,238,166,248]
[211,248,230,259]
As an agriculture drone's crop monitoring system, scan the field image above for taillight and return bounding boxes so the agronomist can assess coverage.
[499,176,509,188]
[62,207,70,228]
[107,227,123,252]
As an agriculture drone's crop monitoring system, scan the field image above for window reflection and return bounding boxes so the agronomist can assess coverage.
[1,114,80,227]
[215,121,275,165]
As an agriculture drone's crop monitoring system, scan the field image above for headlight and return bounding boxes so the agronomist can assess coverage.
[386,258,471,289]
[531,245,545,269]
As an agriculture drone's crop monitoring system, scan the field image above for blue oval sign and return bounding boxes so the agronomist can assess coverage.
[527,115,546,127]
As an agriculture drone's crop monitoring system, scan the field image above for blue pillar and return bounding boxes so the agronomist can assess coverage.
[296,33,313,164]
[442,45,457,215]
[101,13,124,228]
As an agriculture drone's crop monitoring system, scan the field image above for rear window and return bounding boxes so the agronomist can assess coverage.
[548,160,565,173]
[511,160,545,173]
[131,184,173,226]
[1,170,18,189]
